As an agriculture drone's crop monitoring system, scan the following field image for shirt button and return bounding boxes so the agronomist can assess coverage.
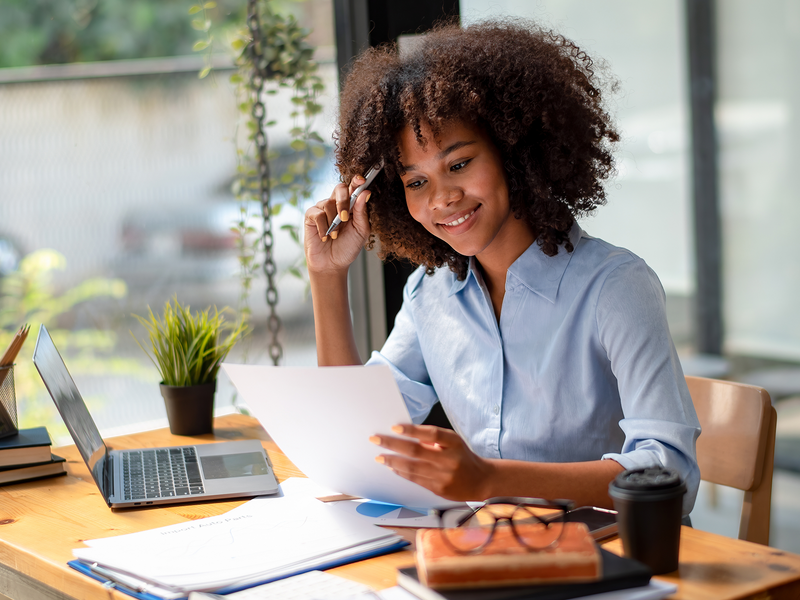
[493,405,500,415]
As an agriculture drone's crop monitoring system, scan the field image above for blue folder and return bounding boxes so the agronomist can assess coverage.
[68,538,409,600]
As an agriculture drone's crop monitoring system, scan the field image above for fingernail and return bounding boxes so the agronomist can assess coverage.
[391,425,404,434]
[365,191,372,203]
[322,236,328,243]
[375,455,385,464]
[340,210,349,222]
[330,231,338,240]
[368,435,381,445]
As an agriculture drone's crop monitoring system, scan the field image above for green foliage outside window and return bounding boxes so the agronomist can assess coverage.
[0,0,247,68]
[202,0,326,321]
[0,250,144,435]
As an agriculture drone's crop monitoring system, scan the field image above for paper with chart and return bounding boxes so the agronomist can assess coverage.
[326,497,442,528]
[73,493,400,592]
[221,363,452,509]
[236,477,443,528]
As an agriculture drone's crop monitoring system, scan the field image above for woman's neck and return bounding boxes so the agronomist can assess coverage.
[475,218,536,321]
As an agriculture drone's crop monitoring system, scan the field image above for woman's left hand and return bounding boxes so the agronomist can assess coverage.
[370,424,494,501]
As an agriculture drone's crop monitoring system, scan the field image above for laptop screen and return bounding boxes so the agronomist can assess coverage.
[32,324,108,495]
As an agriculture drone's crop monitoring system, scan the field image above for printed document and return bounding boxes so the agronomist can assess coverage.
[72,491,402,594]
[234,477,443,528]
[221,363,453,509]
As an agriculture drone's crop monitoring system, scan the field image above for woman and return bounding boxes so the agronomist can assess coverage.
[304,19,700,513]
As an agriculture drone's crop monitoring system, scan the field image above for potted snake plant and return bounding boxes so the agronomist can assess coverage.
[132,297,249,435]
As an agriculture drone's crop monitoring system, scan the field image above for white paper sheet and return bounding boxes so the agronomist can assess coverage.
[226,477,442,528]
[221,363,452,509]
[74,492,399,592]
[222,477,335,518]
[578,580,678,600]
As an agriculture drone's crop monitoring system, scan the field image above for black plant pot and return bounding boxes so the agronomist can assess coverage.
[159,380,216,436]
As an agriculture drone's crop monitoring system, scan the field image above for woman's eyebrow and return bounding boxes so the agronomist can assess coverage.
[401,140,477,172]
[436,140,476,160]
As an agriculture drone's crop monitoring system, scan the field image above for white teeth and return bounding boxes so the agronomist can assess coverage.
[443,210,475,227]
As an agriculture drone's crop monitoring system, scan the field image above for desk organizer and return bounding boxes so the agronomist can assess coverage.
[0,365,18,438]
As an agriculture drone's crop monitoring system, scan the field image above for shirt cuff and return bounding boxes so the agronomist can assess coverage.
[602,444,700,516]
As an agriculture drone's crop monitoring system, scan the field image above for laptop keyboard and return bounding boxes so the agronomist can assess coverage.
[122,447,205,500]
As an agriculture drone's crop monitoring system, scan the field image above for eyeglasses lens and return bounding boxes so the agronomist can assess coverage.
[510,506,565,549]
[440,507,494,552]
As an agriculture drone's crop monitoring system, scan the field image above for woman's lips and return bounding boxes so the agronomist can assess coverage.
[440,208,477,228]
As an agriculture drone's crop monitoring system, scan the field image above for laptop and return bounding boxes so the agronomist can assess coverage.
[32,324,279,508]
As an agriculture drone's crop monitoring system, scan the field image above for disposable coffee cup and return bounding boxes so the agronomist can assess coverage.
[608,466,686,574]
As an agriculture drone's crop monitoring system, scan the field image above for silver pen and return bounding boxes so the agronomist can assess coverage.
[89,562,150,595]
[325,161,384,237]
[89,562,184,597]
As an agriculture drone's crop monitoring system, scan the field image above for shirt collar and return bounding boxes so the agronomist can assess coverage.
[448,258,479,296]
[448,222,584,302]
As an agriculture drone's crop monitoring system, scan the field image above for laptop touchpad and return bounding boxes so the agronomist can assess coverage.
[200,452,269,479]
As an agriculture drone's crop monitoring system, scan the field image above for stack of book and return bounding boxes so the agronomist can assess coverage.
[0,427,66,486]
[397,523,670,600]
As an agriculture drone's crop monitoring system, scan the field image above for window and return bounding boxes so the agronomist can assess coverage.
[0,0,338,441]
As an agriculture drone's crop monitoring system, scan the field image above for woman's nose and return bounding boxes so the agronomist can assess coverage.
[429,182,462,208]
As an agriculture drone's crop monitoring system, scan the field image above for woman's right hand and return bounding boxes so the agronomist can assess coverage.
[304,175,372,276]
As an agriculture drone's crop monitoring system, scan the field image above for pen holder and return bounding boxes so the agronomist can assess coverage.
[0,365,19,439]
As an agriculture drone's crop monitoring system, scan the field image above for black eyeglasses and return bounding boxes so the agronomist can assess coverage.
[430,497,575,554]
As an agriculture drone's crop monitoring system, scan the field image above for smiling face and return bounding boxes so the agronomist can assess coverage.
[398,120,535,270]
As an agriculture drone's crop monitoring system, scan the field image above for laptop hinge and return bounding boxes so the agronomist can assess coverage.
[104,452,114,505]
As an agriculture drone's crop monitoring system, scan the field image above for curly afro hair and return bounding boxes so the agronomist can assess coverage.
[335,19,619,280]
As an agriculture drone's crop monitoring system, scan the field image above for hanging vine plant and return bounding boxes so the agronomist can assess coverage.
[190,0,326,365]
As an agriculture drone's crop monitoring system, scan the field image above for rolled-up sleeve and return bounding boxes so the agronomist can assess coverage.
[596,259,701,515]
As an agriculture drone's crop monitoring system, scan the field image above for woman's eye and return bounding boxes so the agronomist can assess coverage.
[451,160,470,172]
[405,179,425,190]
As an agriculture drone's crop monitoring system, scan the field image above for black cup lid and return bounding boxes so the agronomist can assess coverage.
[613,466,683,491]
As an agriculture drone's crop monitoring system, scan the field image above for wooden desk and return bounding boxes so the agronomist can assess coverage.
[0,413,798,600]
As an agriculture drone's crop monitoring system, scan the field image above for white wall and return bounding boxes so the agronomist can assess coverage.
[462,0,800,361]
[461,0,693,295]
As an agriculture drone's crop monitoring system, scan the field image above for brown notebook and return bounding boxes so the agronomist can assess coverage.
[415,522,601,590]
[398,548,651,600]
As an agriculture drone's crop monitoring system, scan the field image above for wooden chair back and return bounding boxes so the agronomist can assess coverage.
[686,375,776,545]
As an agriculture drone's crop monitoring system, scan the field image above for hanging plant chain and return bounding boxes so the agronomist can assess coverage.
[246,0,282,365]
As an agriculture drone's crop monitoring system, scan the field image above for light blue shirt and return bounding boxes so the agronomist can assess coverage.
[367,223,700,514]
